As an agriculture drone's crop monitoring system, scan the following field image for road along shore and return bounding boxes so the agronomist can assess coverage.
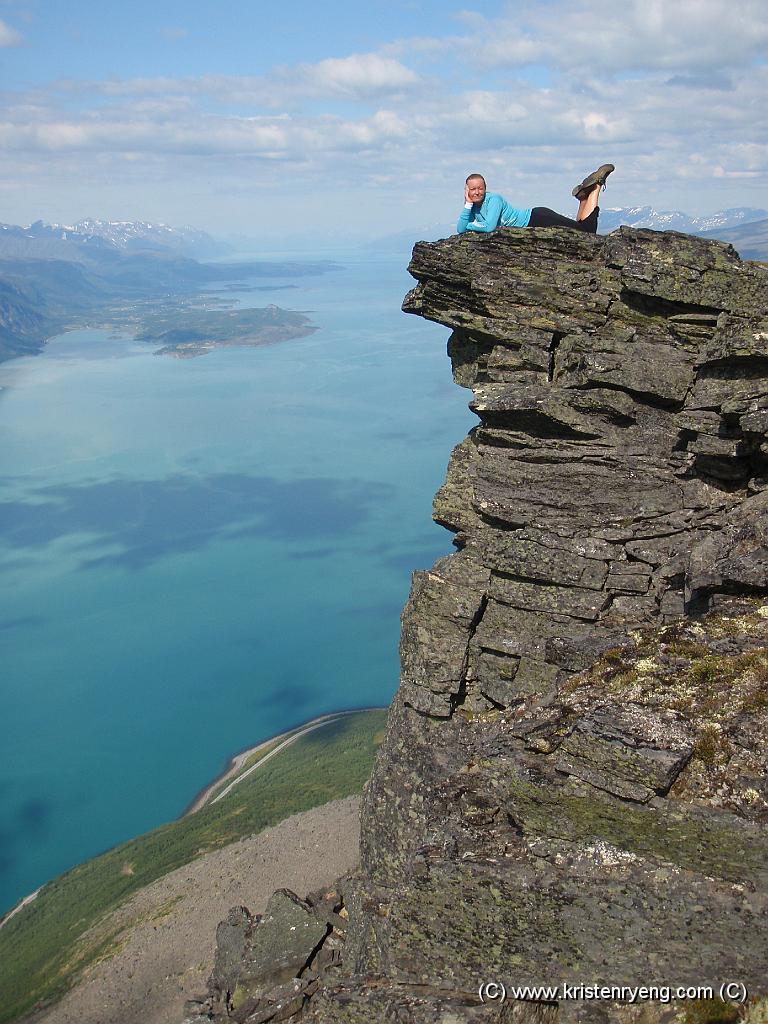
[183,707,383,815]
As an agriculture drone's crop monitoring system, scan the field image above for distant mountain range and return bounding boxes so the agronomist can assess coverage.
[596,206,768,235]
[0,219,230,261]
[60,218,231,258]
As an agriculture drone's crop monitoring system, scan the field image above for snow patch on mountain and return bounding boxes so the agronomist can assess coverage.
[599,206,768,234]
[63,219,220,254]
[0,219,229,259]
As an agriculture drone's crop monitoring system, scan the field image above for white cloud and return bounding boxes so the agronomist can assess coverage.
[0,17,21,46]
[0,105,415,162]
[297,53,420,97]
[460,0,768,75]
[5,60,767,185]
[461,91,527,124]
[69,52,423,107]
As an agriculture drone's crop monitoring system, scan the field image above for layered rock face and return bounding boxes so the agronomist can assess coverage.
[190,228,768,1023]
[351,228,768,1011]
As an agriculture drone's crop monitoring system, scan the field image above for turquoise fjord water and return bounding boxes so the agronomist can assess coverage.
[0,251,474,914]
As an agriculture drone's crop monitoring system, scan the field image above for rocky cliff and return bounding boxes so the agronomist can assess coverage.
[186,227,768,1023]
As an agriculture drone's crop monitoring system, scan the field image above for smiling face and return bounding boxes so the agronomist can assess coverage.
[466,175,486,205]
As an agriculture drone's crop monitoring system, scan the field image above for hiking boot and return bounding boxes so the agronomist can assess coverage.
[572,163,615,200]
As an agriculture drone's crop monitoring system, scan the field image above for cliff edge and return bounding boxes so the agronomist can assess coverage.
[187,227,768,1023]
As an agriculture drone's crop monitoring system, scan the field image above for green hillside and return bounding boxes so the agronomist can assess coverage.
[0,709,387,1023]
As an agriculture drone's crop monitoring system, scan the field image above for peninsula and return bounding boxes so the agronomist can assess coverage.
[140,305,317,358]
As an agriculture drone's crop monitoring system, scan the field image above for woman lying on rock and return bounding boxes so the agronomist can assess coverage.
[457,164,614,236]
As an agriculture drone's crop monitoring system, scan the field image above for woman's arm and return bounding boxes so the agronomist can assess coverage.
[457,201,474,234]
[457,182,474,234]
[463,194,503,233]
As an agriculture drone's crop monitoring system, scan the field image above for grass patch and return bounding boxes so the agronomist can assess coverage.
[559,602,768,819]
[565,608,768,733]
[684,998,740,1024]
[743,998,768,1024]
[0,708,386,1023]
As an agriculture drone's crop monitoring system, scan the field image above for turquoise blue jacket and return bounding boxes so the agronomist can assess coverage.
[457,193,532,233]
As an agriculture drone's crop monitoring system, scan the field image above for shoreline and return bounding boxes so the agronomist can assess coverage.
[0,889,41,932]
[1,706,386,928]
[183,707,385,815]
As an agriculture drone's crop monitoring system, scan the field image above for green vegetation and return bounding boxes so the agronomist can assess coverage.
[137,305,317,358]
[565,603,768,730]
[742,998,768,1024]
[684,998,740,1024]
[561,601,768,820]
[0,708,386,1023]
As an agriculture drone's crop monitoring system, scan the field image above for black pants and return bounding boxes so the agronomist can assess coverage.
[528,206,599,234]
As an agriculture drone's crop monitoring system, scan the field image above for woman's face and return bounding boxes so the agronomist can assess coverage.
[467,177,486,204]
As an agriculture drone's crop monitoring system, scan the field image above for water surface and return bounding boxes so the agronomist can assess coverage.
[0,251,473,912]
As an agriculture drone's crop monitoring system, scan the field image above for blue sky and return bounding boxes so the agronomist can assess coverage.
[1,0,767,243]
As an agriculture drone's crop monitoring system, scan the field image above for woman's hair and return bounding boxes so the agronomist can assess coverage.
[465,173,486,185]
